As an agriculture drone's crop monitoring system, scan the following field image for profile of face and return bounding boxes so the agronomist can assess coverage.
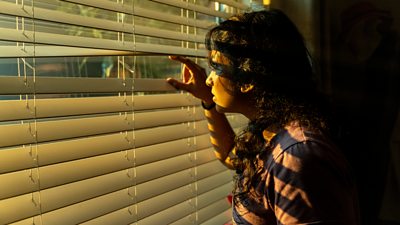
[206,50,254,114]
[204,9,313,118]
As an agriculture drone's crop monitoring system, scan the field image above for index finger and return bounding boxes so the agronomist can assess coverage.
[169,56,203,72]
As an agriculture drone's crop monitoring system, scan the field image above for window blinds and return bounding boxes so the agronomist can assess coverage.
[0,0,249,224]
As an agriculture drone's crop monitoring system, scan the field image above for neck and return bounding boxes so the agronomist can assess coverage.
[240,99,259,121]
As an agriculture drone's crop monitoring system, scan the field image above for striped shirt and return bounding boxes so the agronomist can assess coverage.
[233,124,360,225]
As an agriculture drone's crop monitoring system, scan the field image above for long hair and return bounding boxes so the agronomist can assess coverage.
[205,9,329,203]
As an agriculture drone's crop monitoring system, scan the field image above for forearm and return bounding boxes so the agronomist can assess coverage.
[204,105,236,169]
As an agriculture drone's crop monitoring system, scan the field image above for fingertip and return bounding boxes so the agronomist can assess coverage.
[166,78,177,88]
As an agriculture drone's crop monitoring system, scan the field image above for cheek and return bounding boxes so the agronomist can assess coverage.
[213,78,237,107]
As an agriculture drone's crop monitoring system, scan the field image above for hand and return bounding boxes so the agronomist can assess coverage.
[167,56,213,104]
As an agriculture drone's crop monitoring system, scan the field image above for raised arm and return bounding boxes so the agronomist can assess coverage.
[167,56,236,169]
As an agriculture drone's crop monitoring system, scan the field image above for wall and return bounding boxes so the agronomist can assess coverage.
[271,1,400,224]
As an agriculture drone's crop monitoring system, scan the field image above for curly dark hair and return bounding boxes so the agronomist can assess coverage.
[205,9,330,203]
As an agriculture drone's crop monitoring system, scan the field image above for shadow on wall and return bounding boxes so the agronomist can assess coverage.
[328,1,400,225]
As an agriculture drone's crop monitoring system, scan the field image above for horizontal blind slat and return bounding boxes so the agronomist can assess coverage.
[0,192,41,224]
[39,167,189,213]
[0,77,181,95]
[197,198,232,224]
[0,155,225,202]
[38,163,222,214]
[61,0,230,23]
[0,123,214,173]
[197,170,233,194]
[133,6,214,29]
[0,2,205,43]
[135,138,195,167]
[0,94,197,123]
[2,169,232,224]
[8,217,41,225]
[139,171,233,224]
[135,148,214,184]
[134,199,195,225]
[0,146,37,174]
[0,133,211,174]
[40,188,137,225]
[4,159,227,216]
[0,169,39,200]
[135,120,208,147]
[197,159,227,180]
[137,159,225,202]
[59,161,228,224]
[39,170,134,213]
[61,0,132,14]
[196,133,212,150]
[218,0,249,9]
[39,151,132,189]
[200,208,232,225]
[0,123,35,148]
[0,130,214,175]
[171,199,231,225]
[0,28,207,57]
[59,0,214,28]
[80,208,135,225]
[197,183,232,209]
[0,44,207,58]
[0,46,132,58]
[136,169,193,203]
[37,132,133,166]
[37,134,193,168]
[33,147,212,191]
[35,114,134,142]
[136,185,195,220]
[83,189,195,225]
[149,0,231,18]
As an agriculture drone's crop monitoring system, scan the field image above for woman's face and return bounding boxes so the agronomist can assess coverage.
[206,51,254,115]
[206,70,236,113]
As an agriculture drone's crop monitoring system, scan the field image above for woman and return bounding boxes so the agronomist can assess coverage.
[167,9,360,225]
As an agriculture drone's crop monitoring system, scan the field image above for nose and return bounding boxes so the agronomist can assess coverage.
[205,71,214,87]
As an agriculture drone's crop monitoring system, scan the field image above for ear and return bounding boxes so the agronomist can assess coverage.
[240,83,254,93]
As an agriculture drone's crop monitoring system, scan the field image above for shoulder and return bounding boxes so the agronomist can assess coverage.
[264,124,357,206]
[268,124,342,164]
[263,125,359,224]
[268,125,326,163]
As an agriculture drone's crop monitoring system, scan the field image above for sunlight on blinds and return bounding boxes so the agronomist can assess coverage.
[0,0,250,224]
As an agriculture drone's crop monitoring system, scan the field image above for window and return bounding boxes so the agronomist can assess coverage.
[0,0,249,224]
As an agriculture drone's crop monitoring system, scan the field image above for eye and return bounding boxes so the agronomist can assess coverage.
[209,61,224,76]
[214,68,224,76]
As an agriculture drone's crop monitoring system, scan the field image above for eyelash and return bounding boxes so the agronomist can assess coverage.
[209,61,224,76]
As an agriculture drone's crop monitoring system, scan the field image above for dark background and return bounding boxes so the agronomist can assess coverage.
[270,1,400,224]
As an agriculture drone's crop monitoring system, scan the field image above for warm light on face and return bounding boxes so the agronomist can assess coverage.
[209,50,231,77]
